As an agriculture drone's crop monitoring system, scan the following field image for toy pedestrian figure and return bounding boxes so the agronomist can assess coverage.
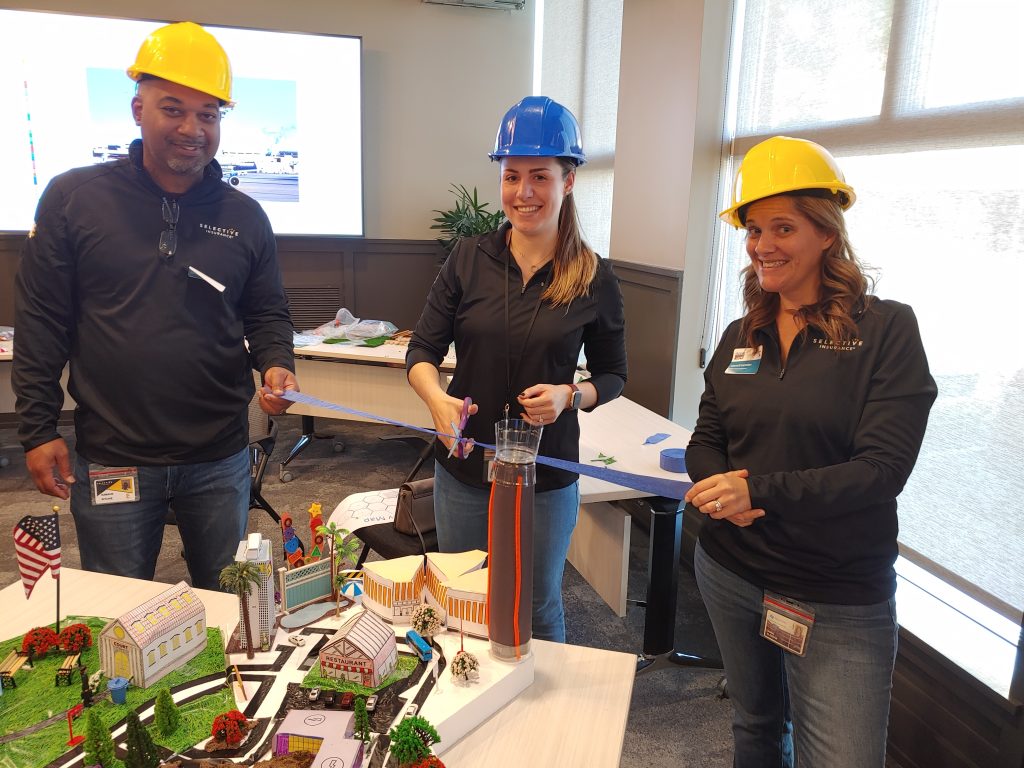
[79,663,93,707]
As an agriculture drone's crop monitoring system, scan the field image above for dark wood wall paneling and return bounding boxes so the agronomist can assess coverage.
[609,259,683,417]
[0,233,445,333]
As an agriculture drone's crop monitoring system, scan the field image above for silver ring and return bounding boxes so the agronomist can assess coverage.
[713,500,723,514]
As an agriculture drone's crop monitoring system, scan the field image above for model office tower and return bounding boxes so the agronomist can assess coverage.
[235,533,275,652]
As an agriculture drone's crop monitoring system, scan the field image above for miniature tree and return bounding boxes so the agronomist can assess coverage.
[83,709,116,767]
[211,709,249,747]
[154,687,181,736]
[58,623,93,653]
[410,605,443,642]
[450,650,480,683]
[317,521,358,600]
[389,715,440,767]
[219,560,263,660]
[354,696,371,744]
[123,709,160,768]
[410,757,447,768]
[22,625,60,661]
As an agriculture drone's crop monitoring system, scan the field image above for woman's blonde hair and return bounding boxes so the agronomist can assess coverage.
[739,194,874,348]
[543,158,598,307]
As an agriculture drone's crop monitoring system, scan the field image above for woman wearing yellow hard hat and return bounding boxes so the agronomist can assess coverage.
[684,136,936,767]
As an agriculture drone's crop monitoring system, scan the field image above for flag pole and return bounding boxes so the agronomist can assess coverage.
[53,505,61,634]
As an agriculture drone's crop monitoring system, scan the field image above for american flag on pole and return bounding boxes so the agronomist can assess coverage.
[13,512,61,598]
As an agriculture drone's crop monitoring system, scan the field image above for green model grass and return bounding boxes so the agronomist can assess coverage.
[0,616,232,768]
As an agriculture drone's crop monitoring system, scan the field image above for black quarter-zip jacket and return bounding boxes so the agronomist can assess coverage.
[406,223,627,491]
[687,298,936,604]
[14,140,294,465]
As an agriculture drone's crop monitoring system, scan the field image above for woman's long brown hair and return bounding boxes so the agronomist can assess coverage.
[739,194,874,348]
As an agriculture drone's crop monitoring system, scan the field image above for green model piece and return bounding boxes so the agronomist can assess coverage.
[154,687,181,736]
[123,709,160,768]
[83,709,116,768]
[219,560,263,660]
[353,696,371,744]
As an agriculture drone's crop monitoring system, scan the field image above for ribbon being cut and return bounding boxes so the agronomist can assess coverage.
[280,390,692,500]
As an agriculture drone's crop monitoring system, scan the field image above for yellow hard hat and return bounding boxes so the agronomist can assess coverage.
[719,136,855,228]
[127,21,234,106]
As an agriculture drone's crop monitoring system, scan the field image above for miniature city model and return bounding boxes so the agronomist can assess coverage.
[98,580,207,687]
[319,609,398,687]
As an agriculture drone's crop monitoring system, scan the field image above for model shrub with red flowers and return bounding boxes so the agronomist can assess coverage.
[59,623,93,653]
[211,709,249,746]
[21,626,60,657]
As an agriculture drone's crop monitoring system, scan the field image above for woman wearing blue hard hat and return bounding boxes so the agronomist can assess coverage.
[407,96,627,642]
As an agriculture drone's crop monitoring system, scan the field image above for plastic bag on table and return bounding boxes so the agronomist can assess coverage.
[298,308,397,344]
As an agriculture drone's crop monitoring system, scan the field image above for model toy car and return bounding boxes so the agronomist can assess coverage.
[308,687,320,702]
[365,695,377,712]
[405,703,418,718]
[288,635,306,646]
[339,692,355,710]
[322,690,337,707]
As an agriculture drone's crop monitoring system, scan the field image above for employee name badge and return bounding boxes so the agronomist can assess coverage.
[760,591,815,656]
[725,346,763,375]
[88,465,140,505]
[483,448,496,483]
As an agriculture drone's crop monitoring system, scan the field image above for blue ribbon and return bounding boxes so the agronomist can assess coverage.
[281,390,692,500]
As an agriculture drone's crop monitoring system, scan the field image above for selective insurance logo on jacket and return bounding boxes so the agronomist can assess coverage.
[199,222,239,240]
[811,338,864,352]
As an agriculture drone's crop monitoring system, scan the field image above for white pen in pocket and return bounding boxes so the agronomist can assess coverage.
[187,265,226,293]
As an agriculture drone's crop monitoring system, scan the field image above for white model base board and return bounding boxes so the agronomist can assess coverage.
[420,632,534,757]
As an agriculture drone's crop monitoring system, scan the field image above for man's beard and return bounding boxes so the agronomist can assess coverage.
[167,155,208,175]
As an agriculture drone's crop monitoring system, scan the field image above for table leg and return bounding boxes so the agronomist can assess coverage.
[636,498,723,674]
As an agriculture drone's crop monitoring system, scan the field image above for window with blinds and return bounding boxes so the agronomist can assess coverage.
[537,0,623,258]
[711,0,1024,617]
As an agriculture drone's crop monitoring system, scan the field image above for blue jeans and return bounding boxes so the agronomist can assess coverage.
[694,541,897,768]
[70,447,250,591]
[432,461,579,642]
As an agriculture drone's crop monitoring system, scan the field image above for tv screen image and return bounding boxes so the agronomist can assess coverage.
[0,10,363,236]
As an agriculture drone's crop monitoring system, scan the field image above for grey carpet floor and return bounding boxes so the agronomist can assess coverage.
[0,414,733,767]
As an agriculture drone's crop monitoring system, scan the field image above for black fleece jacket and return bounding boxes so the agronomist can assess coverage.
[407,223,627,491]
[687,298,936,604]
[14,140,294,465]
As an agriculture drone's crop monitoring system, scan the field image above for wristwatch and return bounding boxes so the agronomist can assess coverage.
[567,383,583,410]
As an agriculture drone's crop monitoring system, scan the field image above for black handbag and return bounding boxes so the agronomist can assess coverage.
[395,477,436,536]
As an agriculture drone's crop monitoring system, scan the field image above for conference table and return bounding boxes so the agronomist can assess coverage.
[0,569,636,767]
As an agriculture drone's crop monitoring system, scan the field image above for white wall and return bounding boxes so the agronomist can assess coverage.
[611,0,732,427]
[0,0,534,240]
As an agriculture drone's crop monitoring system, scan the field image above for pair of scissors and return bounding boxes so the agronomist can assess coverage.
[447,396,473,459]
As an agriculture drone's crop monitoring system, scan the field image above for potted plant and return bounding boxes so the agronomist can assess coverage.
[431,184,505,254]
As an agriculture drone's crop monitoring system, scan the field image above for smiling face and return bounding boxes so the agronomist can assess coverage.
[743,195,836,309]
[499,156,574,240]
[132,78,222,194]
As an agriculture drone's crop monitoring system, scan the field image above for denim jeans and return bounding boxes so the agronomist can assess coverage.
[694,541,897,768]
[432,461,579,642]
[70,447,250,591]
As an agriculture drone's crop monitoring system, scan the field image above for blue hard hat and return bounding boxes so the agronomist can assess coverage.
[489,96,586,166]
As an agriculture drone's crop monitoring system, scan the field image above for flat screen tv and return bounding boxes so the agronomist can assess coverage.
[0,10,363,236]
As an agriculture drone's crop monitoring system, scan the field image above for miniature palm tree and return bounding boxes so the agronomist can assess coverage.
[219,560,263,660]
[319,522,359,602]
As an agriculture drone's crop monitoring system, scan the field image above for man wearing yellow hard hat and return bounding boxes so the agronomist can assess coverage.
[13,21,299,591]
